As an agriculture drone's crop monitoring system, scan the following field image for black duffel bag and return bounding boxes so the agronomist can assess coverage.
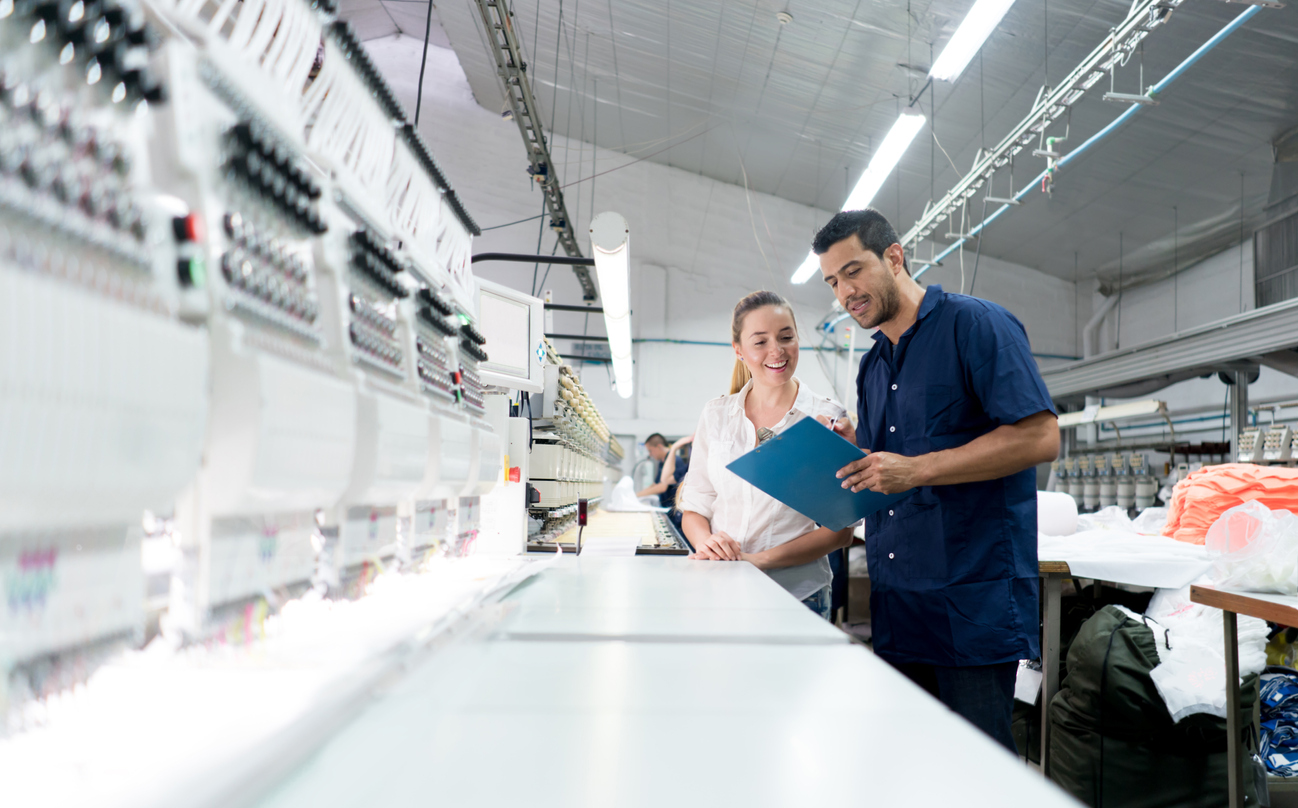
[1049,605,1263,808]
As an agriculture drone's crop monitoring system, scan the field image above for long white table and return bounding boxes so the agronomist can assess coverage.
[493,556,848,644]
[249,556,1080,808]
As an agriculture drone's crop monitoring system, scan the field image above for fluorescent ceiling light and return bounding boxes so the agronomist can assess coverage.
[844,113,926,211]
[589,211,634,399]
[1056,399,1167,428]
[791,112,926,284]
[929,0,1018,82]
[790,251,820,285]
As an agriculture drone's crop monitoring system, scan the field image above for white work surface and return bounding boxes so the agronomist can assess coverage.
[255,639,1076,808]
[249,556,1078,808]
[493,555,848,644]
[1038,531,1213,589]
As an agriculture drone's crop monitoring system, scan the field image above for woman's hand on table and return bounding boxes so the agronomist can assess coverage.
[689,531,743,561]
[740,551,770,570]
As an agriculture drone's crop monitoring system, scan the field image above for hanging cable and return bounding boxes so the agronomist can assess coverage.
[414,0,435,125]
[1117,231,1124,349]
[482,212,547,232]
[969,197,988,296]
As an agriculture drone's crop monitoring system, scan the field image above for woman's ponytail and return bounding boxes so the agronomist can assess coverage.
[729,359,752,395]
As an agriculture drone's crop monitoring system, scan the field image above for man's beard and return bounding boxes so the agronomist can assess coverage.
[850,274,901,329]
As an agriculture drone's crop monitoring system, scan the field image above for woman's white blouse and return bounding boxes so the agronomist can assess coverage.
[676,378,848,600]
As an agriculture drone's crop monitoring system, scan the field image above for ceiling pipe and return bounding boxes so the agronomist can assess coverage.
[913,4,1264,281]
[1083,294,1120,359]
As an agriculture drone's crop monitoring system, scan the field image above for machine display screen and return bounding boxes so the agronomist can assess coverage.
[479,289,532,377]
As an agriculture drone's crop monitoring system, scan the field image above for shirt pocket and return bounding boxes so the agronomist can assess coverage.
[708,439,738,482]
[925,384,960,437]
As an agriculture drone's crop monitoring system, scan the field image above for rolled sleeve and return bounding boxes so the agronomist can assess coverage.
[964,310,1057,426]
[674,408,717,520]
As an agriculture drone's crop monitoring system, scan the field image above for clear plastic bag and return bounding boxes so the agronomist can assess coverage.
[1206,501,1298,595]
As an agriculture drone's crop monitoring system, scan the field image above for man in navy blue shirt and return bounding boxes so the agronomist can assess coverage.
[812,209,1059,752]
[637,433,692,533]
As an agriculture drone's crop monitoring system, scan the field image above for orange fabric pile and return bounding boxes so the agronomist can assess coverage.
[1163,463,1298,545]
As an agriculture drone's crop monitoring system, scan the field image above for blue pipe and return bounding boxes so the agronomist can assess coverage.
[632,337,841,353]
[631,337,1073,361]
[1097,412,1229,434]
[912,5,1260,281]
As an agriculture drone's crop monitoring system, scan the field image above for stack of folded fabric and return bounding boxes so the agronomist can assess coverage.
[1163,464,1298,544]
[1260,669,1298,777]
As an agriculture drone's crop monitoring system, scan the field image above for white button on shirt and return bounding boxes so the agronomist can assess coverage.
[676,378,848,600]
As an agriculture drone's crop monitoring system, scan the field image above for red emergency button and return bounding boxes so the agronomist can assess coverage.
[172,213,205,243]
[507,467,521,483]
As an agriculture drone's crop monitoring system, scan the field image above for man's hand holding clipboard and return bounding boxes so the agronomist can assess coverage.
[814,415,922,497]
[724,418,915,532]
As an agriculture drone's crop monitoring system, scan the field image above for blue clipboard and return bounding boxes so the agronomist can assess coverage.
[725,417,915,531]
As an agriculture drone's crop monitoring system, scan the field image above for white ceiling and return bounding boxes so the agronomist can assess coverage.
[343,0,1298,287]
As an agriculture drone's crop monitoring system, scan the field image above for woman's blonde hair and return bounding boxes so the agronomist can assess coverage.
[729,291,798,395]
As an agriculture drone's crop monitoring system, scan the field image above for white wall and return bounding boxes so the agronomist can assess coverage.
[917,251,1079,364]
[1094,242,1256,353]
[364,35,1083,456]
[1080,242,1298,453]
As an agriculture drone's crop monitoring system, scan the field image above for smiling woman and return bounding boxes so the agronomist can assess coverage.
[676,291,857,619]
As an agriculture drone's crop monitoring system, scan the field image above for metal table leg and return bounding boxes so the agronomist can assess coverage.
[1040,573,1062,776]
[1225,609,1244,808]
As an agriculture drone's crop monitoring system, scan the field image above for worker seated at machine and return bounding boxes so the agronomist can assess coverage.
[637,433,692,525]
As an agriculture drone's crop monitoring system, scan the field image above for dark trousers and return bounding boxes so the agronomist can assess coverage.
[890,659,1019,754]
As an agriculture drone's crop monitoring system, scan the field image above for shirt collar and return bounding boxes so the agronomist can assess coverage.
[871,284,945,343]
[726,377,812,419]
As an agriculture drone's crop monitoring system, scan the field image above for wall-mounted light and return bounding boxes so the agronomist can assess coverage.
[590,211,633,399]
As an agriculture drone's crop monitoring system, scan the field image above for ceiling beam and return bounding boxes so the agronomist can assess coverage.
[469,0,597,301]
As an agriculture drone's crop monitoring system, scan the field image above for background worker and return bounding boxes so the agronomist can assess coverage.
[637,433,692,531]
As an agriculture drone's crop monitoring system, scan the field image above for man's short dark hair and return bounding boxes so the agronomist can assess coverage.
[812,209,909,275]
[645,433,667,448]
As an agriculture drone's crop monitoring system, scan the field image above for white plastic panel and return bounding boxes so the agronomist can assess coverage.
[0,269,208,530]
[411,498,451,550]
[342,392,429,507]
[435,415,474,499]
[203,330,357,515]
[1,527,143,664]
[205,514,317,607]
[470,428,503,497]
[250,358,357,501]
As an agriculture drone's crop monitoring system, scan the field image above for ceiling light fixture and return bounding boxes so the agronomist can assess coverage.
[928,0,1019,83]
[589,211,634,398]
[791,112,927,284]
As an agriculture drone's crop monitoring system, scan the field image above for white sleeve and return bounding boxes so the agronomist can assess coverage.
[675,407,717,521]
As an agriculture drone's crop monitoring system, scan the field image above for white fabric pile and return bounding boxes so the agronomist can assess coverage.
[1036,495,1211,590]
[1144,586,1269,722]
[603,476,668,513]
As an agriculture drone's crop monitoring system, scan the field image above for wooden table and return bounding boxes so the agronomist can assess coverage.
[1190,584,1298,808]
[1038,560,1071,776]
